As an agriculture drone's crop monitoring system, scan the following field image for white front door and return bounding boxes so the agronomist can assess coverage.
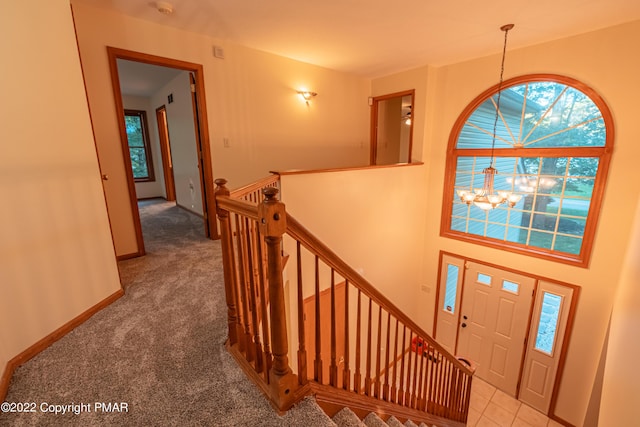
[457,261,535,396]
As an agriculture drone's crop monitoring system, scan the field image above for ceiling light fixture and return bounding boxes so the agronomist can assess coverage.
[156,1,174,15]
[456,24,522,211]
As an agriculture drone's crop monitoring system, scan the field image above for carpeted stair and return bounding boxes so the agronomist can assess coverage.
[331,407,435,427]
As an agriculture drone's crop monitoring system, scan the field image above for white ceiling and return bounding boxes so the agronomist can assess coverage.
[117,59,184,96]
[75,0,640,78]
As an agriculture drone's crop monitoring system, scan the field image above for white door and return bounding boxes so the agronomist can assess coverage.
[457,261,535,396]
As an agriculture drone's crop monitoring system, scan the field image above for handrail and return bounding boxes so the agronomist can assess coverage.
[230,174,280,201]
[286,214,473,375]
[214,176,473,426]
[216,196,260,220]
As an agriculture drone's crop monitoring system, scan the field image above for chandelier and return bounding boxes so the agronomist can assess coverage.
[456,24,522,211]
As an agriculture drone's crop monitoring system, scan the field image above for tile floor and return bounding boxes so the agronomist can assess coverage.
[467,378,563,427]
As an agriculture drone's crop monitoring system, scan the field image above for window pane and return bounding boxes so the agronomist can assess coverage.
[477,273,492,285]
[443,264,459,313]
[125,115,144,148]
[535,292,563,355]
[554,235,582,254]
[129,148,149,178]
[502,280,519,294]
[125,110,154,182]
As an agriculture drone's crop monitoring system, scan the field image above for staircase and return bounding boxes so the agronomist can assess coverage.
[292,396,439,427]
[214,176,475,427]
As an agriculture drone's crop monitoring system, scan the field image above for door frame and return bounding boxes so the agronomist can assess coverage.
[433,250,580,420]
[107,47,218,256]
[155,105,176,202]
[369,89,415,165]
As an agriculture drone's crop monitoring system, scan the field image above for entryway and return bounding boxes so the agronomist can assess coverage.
[434,252,578,417]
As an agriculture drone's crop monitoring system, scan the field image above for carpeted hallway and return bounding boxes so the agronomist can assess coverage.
[0,199,330,426]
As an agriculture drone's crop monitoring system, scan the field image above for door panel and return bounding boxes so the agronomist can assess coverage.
[457,262,535,396]
[519,281,574,413]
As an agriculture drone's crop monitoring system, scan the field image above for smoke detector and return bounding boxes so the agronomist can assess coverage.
[156,1,174,15]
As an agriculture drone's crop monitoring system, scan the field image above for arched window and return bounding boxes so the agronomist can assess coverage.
[440,74,613,267]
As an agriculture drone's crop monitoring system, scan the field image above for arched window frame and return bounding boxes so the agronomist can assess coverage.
[440,74,614,267]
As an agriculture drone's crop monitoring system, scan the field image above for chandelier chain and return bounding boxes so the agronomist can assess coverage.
[490,25,512,168]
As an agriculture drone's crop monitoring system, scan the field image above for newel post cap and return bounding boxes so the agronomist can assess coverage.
[259,187,286,237]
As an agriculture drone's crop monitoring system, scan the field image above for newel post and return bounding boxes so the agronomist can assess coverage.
[259,187,298,408]
[214,178,240,346]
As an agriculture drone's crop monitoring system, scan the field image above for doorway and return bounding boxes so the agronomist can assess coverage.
[370,90,415,165]
[434,252,579,415]
[107,47,218,257]
[155,105,176,202]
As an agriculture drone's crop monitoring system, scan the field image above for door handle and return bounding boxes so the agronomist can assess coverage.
[461,323,467,328]
[102,174,109,181]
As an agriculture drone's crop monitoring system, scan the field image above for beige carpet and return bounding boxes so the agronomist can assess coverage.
[0,199,333,426]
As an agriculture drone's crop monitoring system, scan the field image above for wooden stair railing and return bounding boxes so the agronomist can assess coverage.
[214,178,475,426]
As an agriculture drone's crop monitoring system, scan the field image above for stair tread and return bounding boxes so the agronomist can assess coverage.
[363,412,388,427]
[332,407,366,427]
[386,415,405,427]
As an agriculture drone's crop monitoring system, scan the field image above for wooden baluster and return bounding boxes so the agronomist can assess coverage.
[413,340,429,409]
[354,289,361,394]
[342,280,350,391]
[398,325,406,406]
[214,179,239,346]
[364,298,372,396]
[258,187,297,408]
[374,305,382,398]
[383,312,391,401]
[427,347,436,414]
[234,214,252,358]
[411,333,420,408]
[436,350,444,416]
[296,242,307,385]
[450,367,461,420]
[463,374,473,423]
[247,221,263,373]
[314,255,323,383]
[445,359,453,417]
[329,269,338,387]
[256,227,272,381]
[405,330,413,406]
[391,318,399,403]
[243,217,257,362]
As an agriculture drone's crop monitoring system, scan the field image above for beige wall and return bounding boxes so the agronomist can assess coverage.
[150,72,203,214]
[598,195,640,425]
[122,95,166,199]
[71,1,370,256]
[280,164,429,320]
[410,20,640,426]
[0,0,121,370]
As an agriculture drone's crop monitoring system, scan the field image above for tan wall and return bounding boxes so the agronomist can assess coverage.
[280,164,429,320]
[71,1,370,256]
[0,0,121,369]
[150,72,202,214]
[412,20,640,425]
[599,196,640,425]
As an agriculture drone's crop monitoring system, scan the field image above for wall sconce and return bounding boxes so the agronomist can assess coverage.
[297,90,317,104]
